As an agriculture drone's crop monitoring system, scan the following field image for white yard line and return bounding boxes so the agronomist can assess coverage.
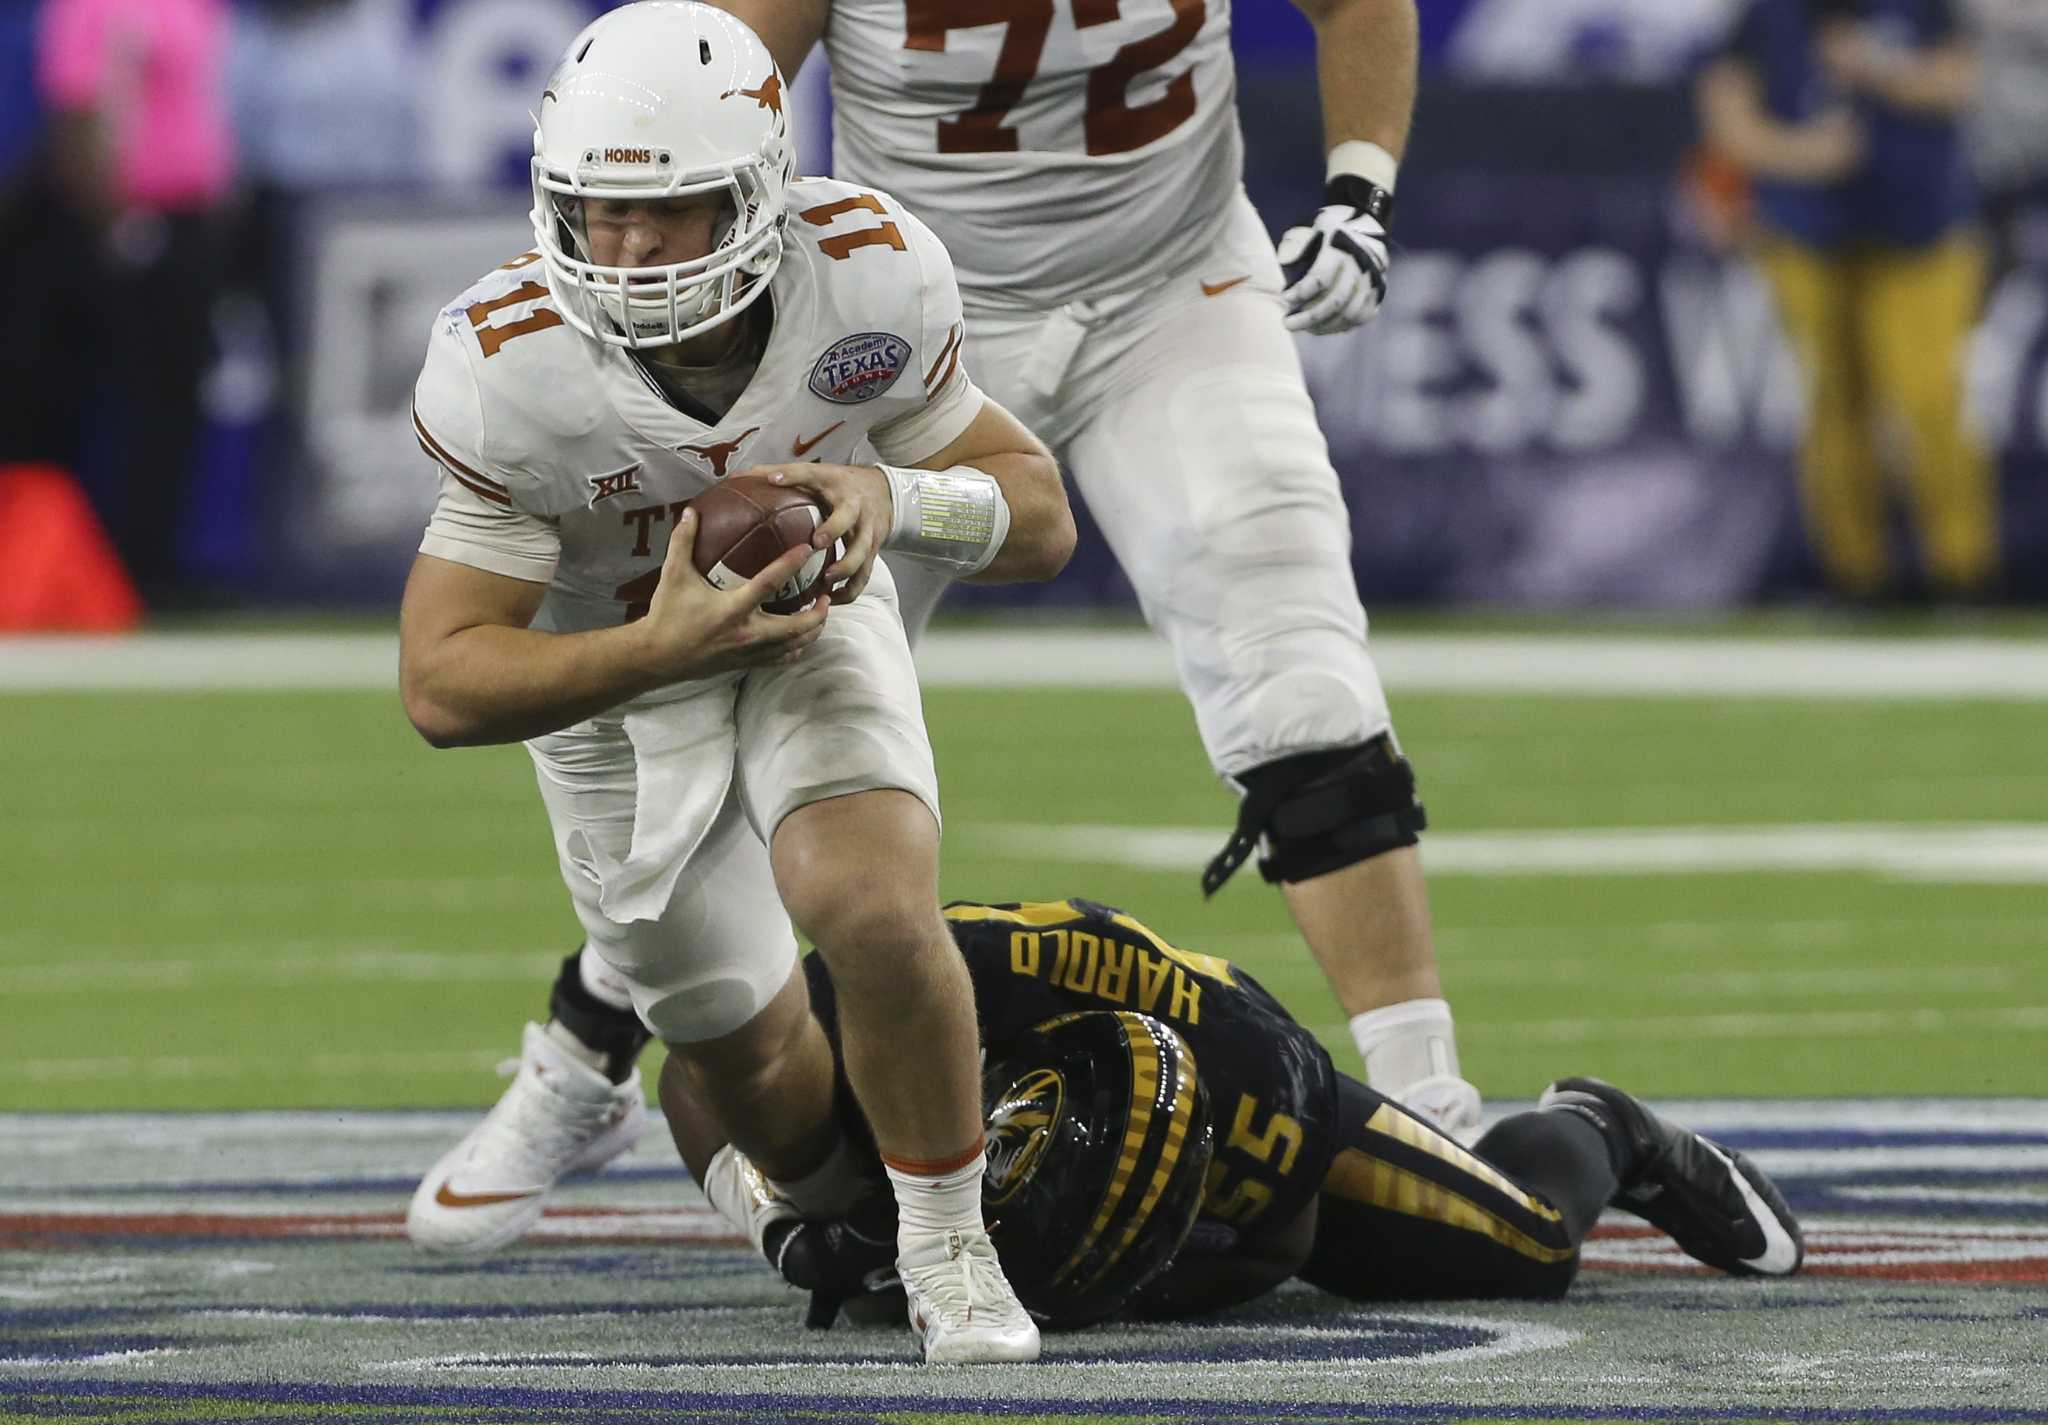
[968,820,2048,883]
[0,947,563,995]
[0,1050,503,1085]
[1454,1005,2048,1045]
[4,629,2046,697]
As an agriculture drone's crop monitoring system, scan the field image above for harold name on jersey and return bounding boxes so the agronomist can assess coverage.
[808,331,910,405]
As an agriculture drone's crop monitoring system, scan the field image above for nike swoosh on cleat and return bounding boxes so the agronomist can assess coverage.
[1702,1141,1802,1274]
[791,422,844,457]
[434,1182,542,1209]
[1201,275,1250,297]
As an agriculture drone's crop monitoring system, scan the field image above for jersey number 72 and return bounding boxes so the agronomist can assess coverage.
[903,0,1205,157]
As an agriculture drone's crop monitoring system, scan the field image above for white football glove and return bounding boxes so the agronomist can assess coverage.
[1276,173,1393,336]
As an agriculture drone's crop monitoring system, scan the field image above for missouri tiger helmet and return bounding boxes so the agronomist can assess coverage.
[530,1,794,348]
[980,1011,1213,1327]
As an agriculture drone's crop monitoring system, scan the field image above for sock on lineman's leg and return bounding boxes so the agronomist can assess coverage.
[884,1140,989,1265]
[1350,996,1462,1093]
[1349,997,1481,1138]
[541,945,650,1084]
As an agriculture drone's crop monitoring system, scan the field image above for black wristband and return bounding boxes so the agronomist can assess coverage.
[1326,172,1395,227]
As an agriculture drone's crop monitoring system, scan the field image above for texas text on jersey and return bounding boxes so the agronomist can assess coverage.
[804,897,1342,1242]
[409,175,977,663]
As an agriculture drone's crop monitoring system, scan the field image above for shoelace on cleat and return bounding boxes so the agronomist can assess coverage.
[909,1232,1022,1330]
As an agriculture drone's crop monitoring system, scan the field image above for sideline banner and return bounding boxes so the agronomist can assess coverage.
[263,69,2048,609]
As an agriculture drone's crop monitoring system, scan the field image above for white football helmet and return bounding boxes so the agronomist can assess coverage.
[530,2,795,349]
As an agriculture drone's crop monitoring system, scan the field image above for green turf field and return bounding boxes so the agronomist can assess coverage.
[4,629,2045,1423]
[4,629,2042,1110]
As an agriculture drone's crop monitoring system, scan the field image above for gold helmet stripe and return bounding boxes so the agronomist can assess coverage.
[1052,1011,1162,1284]
[1082,1019,1201,1292]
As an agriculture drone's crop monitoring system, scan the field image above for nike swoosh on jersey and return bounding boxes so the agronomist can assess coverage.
[1200,275,1250,297]
[791,422,844,458]
[434,1182,542,1209]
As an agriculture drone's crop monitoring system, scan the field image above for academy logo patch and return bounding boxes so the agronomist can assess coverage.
[808,332,909,405]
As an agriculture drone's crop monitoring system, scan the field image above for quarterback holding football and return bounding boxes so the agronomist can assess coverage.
[398,1,1074,1365]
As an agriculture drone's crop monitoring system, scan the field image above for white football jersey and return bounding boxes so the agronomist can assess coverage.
[824,0,1243,310]
[412,177,980,652]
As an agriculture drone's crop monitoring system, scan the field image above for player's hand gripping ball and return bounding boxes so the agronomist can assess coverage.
[685,475,832,614]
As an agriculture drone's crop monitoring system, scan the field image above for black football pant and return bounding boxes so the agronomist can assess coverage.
[1297,1074,1617,1301]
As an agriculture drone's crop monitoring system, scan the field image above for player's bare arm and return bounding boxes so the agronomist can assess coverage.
[751,396,1073,600]
[1289,0,1416,162]
[709,0,828,80]
[1275,0,1416,333]
[398,517,826,748]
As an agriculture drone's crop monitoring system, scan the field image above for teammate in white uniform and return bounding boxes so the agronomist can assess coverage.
[398,3,1073,1363]
[409,0,1481,1262]
[734,0,1483,1130]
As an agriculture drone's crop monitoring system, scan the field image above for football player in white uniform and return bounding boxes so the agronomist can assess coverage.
[398,2,1073,1363]
[719,0,1481,1132]
[411,0,1481,1260]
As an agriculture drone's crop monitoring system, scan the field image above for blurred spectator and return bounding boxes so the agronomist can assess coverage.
[219,0,425,531]
[228,0,421,304]
[1963,0,2048,274]
[1697,0,1997,604]
[231,0,420,197]
[16,0,236,611]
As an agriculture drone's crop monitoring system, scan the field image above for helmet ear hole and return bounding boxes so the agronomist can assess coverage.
[980,1012,1214,1328]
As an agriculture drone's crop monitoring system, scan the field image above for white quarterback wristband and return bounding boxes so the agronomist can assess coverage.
[876,463,1012,575]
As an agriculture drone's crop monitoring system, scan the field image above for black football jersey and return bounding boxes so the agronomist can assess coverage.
[804,898,1339,1238]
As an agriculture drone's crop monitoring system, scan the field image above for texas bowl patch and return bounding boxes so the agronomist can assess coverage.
[808,332,910,405]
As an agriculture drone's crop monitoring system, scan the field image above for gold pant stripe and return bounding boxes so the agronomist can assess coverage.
[1323,1145,1577,1267]
[1367,1104,1562,1223]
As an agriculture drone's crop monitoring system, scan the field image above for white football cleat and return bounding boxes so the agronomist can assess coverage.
[407,1022,646,1255]
[1396,1072,1485,1146]
[899,1227,1041,1364]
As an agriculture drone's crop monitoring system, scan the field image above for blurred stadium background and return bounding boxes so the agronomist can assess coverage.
[0,0,2043,1101]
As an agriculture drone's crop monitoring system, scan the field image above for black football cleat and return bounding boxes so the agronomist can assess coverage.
[1538,1076,1804,1277]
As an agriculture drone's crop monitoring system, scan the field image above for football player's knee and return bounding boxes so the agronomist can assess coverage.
[1228,734,1427,888]
[807,897,945,988]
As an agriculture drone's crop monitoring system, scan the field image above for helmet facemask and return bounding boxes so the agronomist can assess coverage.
[532,156,782,350]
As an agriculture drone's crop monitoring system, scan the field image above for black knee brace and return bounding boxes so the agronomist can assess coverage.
[1202,734,1427,896]
[548,949,651,1082]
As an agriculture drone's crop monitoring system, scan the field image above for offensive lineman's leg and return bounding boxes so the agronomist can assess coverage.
[1057,218,1478,1137]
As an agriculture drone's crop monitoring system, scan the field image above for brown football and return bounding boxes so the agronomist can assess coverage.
[685,474,830,614]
